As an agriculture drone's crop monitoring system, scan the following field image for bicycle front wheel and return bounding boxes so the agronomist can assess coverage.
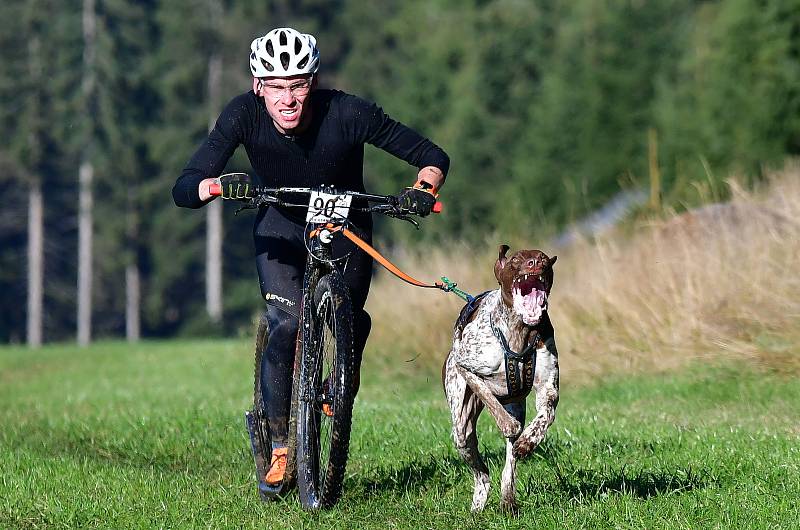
[296,271,355,510]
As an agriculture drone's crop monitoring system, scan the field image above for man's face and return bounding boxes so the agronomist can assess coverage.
[256,74,314,134]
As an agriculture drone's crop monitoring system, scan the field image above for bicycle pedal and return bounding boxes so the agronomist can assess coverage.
[245,411,269,489]
[257,479,286,501]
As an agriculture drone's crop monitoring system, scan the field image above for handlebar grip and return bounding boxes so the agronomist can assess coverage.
[209,182,222,196]
[432,201,443,214]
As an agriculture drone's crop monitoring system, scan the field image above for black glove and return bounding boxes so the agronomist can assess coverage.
[397,186,437,217]
[219,172,254,200]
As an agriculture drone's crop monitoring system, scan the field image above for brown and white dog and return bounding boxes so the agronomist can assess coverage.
[443,245,559,512]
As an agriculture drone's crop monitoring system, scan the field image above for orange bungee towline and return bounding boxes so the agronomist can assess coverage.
[308,224,473,301]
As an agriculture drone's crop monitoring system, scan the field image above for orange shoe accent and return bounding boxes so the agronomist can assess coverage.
[322,403,334,417]
[265,447,288,485]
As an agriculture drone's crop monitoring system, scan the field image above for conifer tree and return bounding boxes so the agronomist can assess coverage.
[655,0,800,197]
[90,0,159,340]
[0,0,54,345]
[147,0,242,334]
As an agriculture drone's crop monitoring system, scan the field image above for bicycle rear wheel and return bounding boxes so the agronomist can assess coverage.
[296,270,355,510]
[247,312,298,499]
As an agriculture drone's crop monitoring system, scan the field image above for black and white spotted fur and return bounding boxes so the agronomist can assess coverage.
[443,245,559,512]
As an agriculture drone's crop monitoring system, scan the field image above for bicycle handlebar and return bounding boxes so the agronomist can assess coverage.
[208,180,443,216]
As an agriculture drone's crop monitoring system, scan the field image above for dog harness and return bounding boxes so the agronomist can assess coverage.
[453,290,491,332]
[490,313,539,400]
[454,291,540,400]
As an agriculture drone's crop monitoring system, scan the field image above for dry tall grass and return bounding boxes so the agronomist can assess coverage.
[365,164,800,382]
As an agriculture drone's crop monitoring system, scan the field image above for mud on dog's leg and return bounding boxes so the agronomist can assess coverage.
[513,337,559,458]
[500,402,525,512]
[456,365,522,438]
[445,361,490,512]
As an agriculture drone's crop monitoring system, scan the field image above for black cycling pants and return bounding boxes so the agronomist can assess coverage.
[254,206,374,446]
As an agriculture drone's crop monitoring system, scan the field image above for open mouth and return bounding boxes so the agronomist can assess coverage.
[511,273,548,325]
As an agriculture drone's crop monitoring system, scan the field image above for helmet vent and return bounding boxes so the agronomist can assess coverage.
[261,58,273,72]
[294,37,302,54]
[266,40,274,57]
[297,54,308,69]
[280,52,290,69]
[279,30,287,46]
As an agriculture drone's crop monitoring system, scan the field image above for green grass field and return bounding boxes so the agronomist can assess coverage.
[2,340,799,529]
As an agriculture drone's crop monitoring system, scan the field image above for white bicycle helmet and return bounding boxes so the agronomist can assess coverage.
[249,27,320,78]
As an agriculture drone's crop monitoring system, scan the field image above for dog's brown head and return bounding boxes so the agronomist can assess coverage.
[494,245,556,326]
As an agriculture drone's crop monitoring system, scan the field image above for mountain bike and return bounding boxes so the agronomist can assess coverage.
[210,174,439,509]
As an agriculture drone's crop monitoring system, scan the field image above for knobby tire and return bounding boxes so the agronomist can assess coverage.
[296,270,355,510]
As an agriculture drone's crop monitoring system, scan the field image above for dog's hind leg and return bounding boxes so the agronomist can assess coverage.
[513,337,559,458]
[462,398,490,512]
[500,402,525,512]
[445,359,490,512]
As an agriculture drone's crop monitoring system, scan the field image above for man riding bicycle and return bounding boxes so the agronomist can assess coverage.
[171,27,449,495]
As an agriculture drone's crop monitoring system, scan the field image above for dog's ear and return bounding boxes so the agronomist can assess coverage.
[550,255,557,267]
[498,245,510,261]
[494,244,510,282]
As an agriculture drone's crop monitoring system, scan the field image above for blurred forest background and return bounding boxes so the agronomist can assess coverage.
[1,0,798,345]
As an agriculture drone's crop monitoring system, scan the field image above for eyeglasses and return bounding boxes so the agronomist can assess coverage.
[260,77,313,98]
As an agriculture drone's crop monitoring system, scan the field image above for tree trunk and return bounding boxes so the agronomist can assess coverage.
[26,181,43,347]
[77,160,93,346]
[25,30,44,348]
[206,190,223,322]
[206,47,223,323]
[126,187,140,341]
[78,0,95,346]
[125,262,140,341]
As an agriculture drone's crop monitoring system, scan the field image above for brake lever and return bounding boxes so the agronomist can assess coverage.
[397,215,420,229]
[368,203,420,228]
[387,210,420,229]
[233,197,260,215]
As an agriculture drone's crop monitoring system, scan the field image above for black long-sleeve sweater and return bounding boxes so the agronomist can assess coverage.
[172,89,449,210]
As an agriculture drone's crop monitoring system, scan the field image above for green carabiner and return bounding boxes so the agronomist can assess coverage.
[439,276,474,302]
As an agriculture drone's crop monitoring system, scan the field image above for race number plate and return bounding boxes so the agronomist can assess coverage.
[306,190,352,223]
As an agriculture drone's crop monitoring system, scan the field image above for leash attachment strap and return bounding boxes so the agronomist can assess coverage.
[308,224,476,306]
[311,223,448,291]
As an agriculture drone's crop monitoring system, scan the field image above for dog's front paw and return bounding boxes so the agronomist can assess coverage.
[499,417,522,439]
[512,436,535,458]
[500,498,519,515]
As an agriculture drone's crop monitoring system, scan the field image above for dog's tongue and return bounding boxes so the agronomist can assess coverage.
[513,288,546,325]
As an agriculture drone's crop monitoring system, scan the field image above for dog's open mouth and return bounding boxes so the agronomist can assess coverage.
[512,273,548,325]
